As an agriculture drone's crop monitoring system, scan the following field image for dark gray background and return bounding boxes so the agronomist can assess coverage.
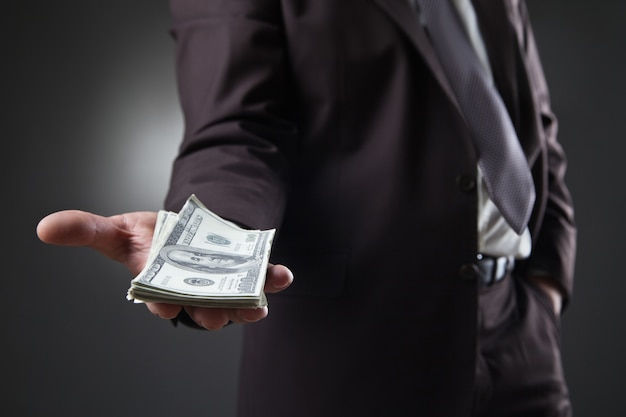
[5,1,624,416]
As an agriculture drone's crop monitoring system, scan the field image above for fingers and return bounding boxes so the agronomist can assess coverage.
[264,264,294,294]
[146,302,183,320]
[147,301,269,330]
[232,306,269,324]
[182,306,269,330]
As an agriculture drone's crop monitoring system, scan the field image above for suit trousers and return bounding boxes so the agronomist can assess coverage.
[473,273,572,417]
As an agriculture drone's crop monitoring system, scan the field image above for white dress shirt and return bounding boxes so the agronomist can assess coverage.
[450,0,532,258]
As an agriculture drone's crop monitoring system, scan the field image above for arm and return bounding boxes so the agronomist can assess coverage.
[164,0,299,327]
[518,1,577,312]
[164,0,298,230]
[36,1,298,330]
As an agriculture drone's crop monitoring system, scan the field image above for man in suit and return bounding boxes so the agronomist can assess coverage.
[38,0,576,416]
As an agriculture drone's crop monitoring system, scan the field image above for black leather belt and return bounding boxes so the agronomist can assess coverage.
[476,254,515,286]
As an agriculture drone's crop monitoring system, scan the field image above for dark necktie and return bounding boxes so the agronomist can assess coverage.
[415,0,535,234]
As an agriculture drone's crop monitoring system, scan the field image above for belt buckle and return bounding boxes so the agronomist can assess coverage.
[477,254,513,286]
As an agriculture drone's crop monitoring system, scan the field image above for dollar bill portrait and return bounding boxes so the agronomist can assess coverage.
[159,245,259,274]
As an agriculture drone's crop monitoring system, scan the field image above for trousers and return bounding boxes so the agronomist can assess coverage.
[473,273,572,417]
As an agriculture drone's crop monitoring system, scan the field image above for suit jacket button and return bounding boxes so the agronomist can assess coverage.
[459,263,479,281]
[456,175,476,193]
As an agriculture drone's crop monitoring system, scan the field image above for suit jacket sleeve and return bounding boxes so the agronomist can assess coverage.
[518,1,577,306]
[164,0,296,230]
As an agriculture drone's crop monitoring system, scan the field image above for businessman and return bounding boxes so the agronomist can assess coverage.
[38,0,576,416]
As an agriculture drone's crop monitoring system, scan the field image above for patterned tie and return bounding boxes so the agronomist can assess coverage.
[415,0,535,234]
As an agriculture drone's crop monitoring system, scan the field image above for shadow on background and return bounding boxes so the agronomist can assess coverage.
[4,1,625,416]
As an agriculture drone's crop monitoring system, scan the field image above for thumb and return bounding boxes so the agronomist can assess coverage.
[37,210,110,247]
[37,210,157,272]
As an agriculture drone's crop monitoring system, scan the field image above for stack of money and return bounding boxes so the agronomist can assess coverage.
[127,195,275,308]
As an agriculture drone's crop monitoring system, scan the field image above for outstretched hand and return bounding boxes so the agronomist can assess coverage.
[37,210,293,329]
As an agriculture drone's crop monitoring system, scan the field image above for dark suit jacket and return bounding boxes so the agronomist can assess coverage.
[165,1,576,416]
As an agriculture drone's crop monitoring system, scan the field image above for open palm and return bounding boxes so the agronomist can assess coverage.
[37,210,293,329]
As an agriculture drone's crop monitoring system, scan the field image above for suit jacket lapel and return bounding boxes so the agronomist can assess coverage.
[370,0,464,119]
[371,0,541,162]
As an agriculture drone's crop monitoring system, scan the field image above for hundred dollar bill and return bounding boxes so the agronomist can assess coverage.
[145,209,177,265]
[127,195,275,308]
